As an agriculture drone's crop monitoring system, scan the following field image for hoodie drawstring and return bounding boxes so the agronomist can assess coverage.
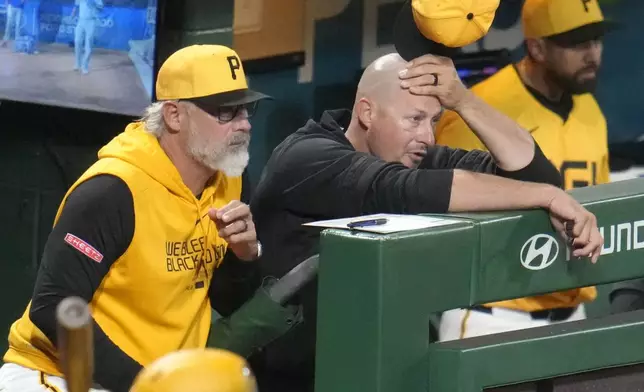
[193,198,212,280]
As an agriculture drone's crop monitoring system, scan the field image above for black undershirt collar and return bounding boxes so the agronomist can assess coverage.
[513,64,574,122]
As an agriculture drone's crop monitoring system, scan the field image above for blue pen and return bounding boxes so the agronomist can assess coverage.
[347,218,388,229]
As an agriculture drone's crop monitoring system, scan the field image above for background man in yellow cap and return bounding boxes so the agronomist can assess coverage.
[434,0,615,340]
[0,44,269,392]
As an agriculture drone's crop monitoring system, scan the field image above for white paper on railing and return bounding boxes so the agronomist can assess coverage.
[302,213,462,234]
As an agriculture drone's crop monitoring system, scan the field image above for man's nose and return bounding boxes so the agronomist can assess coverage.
[235,109,252,133]
[419,122,435,146]
[587,39,603,65]
[237,118,252,133]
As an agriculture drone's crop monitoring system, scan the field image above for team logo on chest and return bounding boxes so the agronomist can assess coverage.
[165,236,226,273]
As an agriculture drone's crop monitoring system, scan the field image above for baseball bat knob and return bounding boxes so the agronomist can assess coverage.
[57,297,92,329]
[57,296,94,392]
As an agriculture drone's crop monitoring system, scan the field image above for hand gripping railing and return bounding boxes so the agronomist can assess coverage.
[314,179,644,392]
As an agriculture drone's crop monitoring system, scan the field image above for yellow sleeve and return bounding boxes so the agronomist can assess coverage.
[597,152,610,184]
[435,109,487,152]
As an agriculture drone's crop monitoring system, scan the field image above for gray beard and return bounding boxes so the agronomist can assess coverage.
[188,133,250,177]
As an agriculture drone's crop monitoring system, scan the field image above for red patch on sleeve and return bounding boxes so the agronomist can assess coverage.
[64,233,104,263]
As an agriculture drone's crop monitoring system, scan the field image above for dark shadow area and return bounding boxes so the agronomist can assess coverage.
[487,362,644,392]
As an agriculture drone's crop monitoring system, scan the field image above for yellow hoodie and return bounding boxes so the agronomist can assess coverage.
[4,122,242,376]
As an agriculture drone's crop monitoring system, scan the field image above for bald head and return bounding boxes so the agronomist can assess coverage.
[355,53,409,105]
[345,52,441,169]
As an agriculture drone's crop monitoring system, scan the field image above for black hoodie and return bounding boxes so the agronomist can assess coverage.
[248,109,562,388]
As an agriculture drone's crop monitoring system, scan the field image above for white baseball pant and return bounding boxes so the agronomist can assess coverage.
[438,305,586,342]
[0,363,108,392]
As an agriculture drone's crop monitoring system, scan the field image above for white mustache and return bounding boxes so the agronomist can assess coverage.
[229,133,250,147]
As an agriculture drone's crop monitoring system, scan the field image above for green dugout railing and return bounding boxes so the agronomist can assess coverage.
[314,178,644,392]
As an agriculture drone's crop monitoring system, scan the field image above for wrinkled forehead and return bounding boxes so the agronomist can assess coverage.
[389,87,443,117]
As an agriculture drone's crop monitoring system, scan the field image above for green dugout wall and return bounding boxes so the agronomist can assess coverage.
[315,179,644,392]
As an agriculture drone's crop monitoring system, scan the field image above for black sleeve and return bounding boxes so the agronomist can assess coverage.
[261,135,560,218]
[209,168,260,317]
[261,136,455,216]
[28,174,141,392]
[208,257,260,317]
[609,279,644,314]
[240,169,253,204]
[422,141,563,188]
[495,142,563,188]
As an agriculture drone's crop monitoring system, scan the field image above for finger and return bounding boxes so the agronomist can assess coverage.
[408,85,443,96]
[590,229,604,263]
[573,241,595,258]
[572,220,591,249]
[208,208,229,231]
[591,248,600,264]
[591,236,603,264]
[399,64,445,79]
[213,200,243,220]
[227,231,257,245]
[219,203,251,223]
[400,73,440,88]
[218,220,248,238]
[571,215,587,239]
[573,229,601,259]
[406,54,447,68]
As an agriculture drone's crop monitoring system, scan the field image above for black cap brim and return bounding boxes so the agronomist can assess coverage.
[186,88,273,110]
[545,20,619,47]
[393,1,462,61]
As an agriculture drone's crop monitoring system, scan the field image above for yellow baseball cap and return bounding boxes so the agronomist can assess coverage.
[394,0,500,61]
[129,348,258,392]
[522,0,616,46]
[155,45,270,108]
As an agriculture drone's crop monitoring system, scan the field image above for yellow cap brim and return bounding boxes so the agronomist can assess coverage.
[393,1,461,61]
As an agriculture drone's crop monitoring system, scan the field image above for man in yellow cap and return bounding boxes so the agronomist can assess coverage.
[0,45,269,392]
[433,0,615,340]
[129,348,258,392]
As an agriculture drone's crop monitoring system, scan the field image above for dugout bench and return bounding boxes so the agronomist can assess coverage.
[314,178,644,392]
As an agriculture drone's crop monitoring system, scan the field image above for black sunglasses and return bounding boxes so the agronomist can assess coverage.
[211,101,259,123]
[180,99,260,123]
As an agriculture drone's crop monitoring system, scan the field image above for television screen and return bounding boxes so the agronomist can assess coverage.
[0,0,158,116]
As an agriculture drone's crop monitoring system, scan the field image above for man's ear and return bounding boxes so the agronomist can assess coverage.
[525,38,547,63]
[162,102,181,134]
[355,97,374,130]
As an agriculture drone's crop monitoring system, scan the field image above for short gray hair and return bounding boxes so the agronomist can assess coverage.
[141,100,178,137]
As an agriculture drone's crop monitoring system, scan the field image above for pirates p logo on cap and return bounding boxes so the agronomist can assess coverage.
[155,45,271,107]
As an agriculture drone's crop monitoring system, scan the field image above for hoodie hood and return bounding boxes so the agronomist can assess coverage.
[97,122,216,203]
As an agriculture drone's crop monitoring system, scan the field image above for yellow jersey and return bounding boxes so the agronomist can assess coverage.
[436,64,609,311]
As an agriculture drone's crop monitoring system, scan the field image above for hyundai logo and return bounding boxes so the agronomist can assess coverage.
[520,234,559,270]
